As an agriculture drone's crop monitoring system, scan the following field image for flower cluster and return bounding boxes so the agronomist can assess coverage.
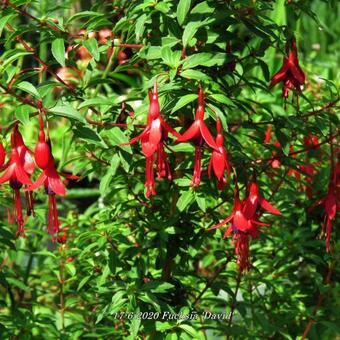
[122,84,231,196]
[0,114,77,240]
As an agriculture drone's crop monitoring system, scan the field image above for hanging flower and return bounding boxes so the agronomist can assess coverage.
[209,187,270,272]
[208,117,231,190]
[0,129,33,236]
[176,85,218,187]
[26,115,77,240]
[310,181,338,252]
[121,83,179,197]
[269,38,305,100]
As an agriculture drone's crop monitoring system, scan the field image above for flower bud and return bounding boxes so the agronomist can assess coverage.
[35,131,51,169]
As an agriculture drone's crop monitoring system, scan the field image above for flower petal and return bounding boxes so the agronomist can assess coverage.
[15,164,32,185]
[26,172,47,191]
[199,122,218,149]
[212,151,226,179]
[258,196,281,215]
[233,210,250,231]
[160,117,181,139]
[223,225,233,239]
[208,214,234,230]
[149,118,162,146]
[0,165,15,184]
[176,122,200,143]
[269,60,289,88]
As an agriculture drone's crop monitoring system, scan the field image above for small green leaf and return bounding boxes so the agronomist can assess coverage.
[0,14,17,37]
[182,22,199,47]
[52,38,65,66]
[135,14,147,43]
[83,38,99,61]
[180,69,207,81]
[195,194,206,212]
[177,0,191,26]
[15,105,35,125]
[171,94,198,113]
[49,104,84,122]
[209,94,233,106]
[176,190,194,211]
[15,81,41,99]
[6,278,30,292]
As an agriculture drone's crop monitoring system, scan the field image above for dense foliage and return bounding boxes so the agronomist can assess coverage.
[0,0,339,339]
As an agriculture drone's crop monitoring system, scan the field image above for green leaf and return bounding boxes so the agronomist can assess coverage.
[178,324,200,338]
[102,127,132,153]
[78,97,115,109]
[51,38,65,66]
[130,315,141,338]
[83,38,99,61]
[135,14,147,43]
[161,46,181,68]
[156,321,174,332]
[182,52,226,69]
[182,22,200,47]
[176,190,194,211]
[15,81,41,99]
[180,69,207,81]
[171,94,197,113]
[0,14,17,37]
[15,105,35,124]
[73,125,106,147]
[195,194,206,212]
[6,278,30,292]
[182,53,213,69]
[77,275,92,291]
[209,94,233,106]
[49,104,84,122]
[177,0,191,26]
[0,51,33,71]
[182,18,213,47]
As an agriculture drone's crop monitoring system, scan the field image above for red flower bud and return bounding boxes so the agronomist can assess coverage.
[35,131,51,169]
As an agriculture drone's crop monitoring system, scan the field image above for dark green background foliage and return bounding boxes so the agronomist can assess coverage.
[0,0,339,339]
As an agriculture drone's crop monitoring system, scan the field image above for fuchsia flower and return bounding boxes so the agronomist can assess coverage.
[208,117,231,190]
[310,171,339,252]
[121,83,180,197]
[26,115,76,240]
[177,85,218,187]
[270,38,305,99]
[209,182,281,272]
[0,127,33,236]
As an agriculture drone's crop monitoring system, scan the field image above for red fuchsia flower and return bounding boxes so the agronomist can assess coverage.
[208,117,231,190]
[0,129,33,236]
[310,182,338,252]
[176,85,218,187]
[243,176,281,219]
[26,116,77,240]
[269,38,305,100]
[121,83,180,197]
[208,187,270,272]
